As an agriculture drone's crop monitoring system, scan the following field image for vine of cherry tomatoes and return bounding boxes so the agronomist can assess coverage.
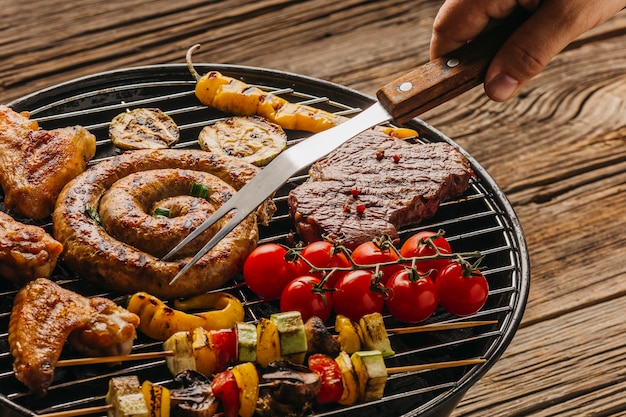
[242,231,489,324]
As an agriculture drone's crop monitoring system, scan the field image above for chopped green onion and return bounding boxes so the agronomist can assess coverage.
[85,204,101,224]
[190,182,210,200]
[153,207,171,219]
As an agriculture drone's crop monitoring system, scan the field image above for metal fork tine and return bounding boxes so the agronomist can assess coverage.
[168,211,245,285]
[161,202,234,262]
[163,104,392,286]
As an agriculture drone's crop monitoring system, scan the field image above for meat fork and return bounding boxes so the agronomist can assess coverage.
[163,9,528,285]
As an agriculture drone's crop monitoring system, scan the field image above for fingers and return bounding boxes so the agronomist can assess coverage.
[430,0,536,59]
[430,0,626,101]
[485,0,626,101]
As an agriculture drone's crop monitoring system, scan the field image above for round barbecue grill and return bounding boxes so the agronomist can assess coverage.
[0,64,530,417]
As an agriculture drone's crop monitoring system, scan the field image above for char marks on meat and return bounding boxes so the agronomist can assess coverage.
[9,278,139,396]
[288,130,473,249]
[0,211,63,286]
[0,105,96,219]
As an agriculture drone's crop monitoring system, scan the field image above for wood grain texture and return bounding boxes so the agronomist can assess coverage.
[3,0,626,415]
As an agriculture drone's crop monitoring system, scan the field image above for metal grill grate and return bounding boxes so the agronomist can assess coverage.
[0,64,529,417]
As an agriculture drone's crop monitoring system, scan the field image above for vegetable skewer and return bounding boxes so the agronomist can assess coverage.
[37,357,486,417]
[54,316,496,368]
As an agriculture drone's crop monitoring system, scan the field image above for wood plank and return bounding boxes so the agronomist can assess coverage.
[452,294,626,416]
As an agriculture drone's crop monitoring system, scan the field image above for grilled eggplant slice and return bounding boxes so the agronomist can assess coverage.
[109,108,179,150]
[198,116,287,166]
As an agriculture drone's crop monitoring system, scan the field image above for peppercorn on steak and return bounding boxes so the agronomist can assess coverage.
[288,130,474,249]
[53,148,276,299]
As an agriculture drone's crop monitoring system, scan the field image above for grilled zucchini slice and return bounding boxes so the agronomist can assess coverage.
[109,108,179,150]
[198,115,287,166]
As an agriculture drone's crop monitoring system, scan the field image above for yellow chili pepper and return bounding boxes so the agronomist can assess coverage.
[186,44,418,139]
[127,292,244,341]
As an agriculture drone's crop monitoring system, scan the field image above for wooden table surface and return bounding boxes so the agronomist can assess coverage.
[3,1,626,416]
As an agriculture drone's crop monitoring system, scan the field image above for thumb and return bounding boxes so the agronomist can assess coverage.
[484,4,586,101]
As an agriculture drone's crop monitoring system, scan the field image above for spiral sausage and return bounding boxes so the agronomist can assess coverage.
[53,149,275,298]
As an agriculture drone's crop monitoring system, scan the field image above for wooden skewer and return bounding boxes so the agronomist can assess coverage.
[387,358,486,374]
[387,320,497,335]
[56,350,174,367]
[39,358,486,417]
[56,320,496,368]
[37,404,112,417]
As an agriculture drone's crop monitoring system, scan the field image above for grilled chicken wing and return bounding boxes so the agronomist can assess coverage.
[8,278,139,396]
[0,105,96,219]
[0,211,63,286]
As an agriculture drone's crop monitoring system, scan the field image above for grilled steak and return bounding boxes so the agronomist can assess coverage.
[288,130,473,249]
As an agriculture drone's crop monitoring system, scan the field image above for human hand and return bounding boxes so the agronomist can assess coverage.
[430,0,626,101]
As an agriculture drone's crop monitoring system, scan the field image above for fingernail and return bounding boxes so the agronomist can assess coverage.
[485,74,519,101]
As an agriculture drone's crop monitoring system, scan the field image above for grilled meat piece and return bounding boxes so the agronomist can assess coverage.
[53,149,276,299]
[8,278,139,396]
[0,105,96,219]
[0,211,63,286]
[288,131,473,249]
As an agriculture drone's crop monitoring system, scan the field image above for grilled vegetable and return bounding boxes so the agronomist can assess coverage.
[163,331,196,376]
[270,311,308,363]
[335,314,363,354]
[257,361,321,417]
[198,116,287,166]
[304,315,341,358]
[141,380,170,417]
[191,327,217,377]
[109,108,179,150]
[307,353,344,404]
[209,328,237,372]
[210,369,240,417]
[106,375,149,417]
[334,351,359,406]
[231,362,259,417]
[351,350,388,402]
[186,44,417,139]
[256,318,282,368]
[127,292,244,341]
[236,322,258,363]
[173,292,246,331]
[359,313,395,357]
[170,370,218,417]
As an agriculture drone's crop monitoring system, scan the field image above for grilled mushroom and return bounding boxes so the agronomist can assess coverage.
[256,361,321,417]
[304,315,341,358]
[170,370,218,417]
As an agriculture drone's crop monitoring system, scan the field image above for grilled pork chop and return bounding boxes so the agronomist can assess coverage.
[0,105,96,219]
[288,130,473,249]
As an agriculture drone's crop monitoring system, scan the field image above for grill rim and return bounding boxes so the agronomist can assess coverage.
[2,63,530,417]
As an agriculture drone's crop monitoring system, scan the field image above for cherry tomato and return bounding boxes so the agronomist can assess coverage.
[308,354,344,404]
[386,269,438,323]
[280,276,333,322]
[351,241,404,285]
[333,270,385,322]
[296,241,352,288]
[436,261,489,316]
[243,243,299,298]
[400,231,453,279]
[211,369,240,417]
